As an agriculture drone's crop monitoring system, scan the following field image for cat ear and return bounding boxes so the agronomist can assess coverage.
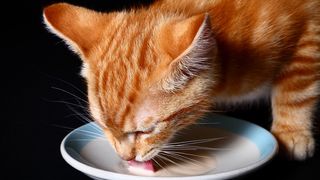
[43,3,106,59]
[159,14,216,91]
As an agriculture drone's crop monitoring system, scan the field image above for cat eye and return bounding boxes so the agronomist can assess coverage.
[135,129,153,136]
[126,126,155,136]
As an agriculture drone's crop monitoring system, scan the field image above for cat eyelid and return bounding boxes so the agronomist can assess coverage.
[125,125,156,135]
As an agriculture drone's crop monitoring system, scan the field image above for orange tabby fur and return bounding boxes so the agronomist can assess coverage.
[44,0,320,161]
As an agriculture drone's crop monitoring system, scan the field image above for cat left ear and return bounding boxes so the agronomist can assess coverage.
[159,14,216,91]
[43,3,106,59]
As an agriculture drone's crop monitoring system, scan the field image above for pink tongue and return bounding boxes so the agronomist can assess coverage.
[128,160,155,172]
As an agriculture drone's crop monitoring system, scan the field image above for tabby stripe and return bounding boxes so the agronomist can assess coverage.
[161,108,189,122]
[279,95,318,108]
[145,130,169,144]
[271,122,309,134]
[108,17,129,58]
[278,110,289,118]
[117,61,128,99]
[94,67,106,115]
[297,40,320,49]
[101,16,125,61]
[128,90,137,104]
[132,73,141,92]
[99,62,110,114]
[281,76,317,92]
[119,74,141,127]
[118,105,132,128]
[290,56,317,64]
[100,62,109,97]
[137,29,152,70]
[275,67,316,84]
[296,46,320,58]
[151,46,157,64]
[109,70,119,119]
[125,24,141,61]
[98,16,128,115]
[126,74,140,104]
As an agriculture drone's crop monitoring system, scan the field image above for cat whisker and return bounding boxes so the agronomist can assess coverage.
[65,105,102,132]
[63,104,96,126]
[46,75,87,96]
[159,152,202,168]
[162,146,230,151]
[162,151,204,167]
[71,131,104,138]
[52,124,105,139]
[157,153,185,168]
[152,157,169,174]
[72,131,105,138]
[51,86,89,104]
[51,124,77,130]
[46,89,102,132]
[64,113,92,119]
[162,147,200,151]
[43,97,89,113]
[51,124,103,135]
[194,122,220,125]
[66,106,92,124]
[166,138,224,145]
[45,86,101,131]
[48,100,89,111]
[156,154,170,167]
[58,99,100,113]
[162,150,210,159]
[44,94,98,118]
[69,138,107,142]
[165,137,225,146]
[73,130,104,137]
[49,100,93,119]
[209,109,226,113]
[173,129,189,136]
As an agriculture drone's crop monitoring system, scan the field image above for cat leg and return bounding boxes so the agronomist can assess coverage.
[271,62,319,160]
[271,25,320,160]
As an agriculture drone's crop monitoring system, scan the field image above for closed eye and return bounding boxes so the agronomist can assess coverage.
[135,129,153,136]
[125,126,155,136]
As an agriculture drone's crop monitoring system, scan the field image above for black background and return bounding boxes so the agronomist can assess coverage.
[3,0,319,179]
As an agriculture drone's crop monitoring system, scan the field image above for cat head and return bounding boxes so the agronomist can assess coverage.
[44,3,217,161]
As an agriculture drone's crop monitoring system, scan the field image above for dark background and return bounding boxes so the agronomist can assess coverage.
[2,0,319,179]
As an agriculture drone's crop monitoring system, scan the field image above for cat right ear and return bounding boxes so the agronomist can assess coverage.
[157,14,217,92]
[43,3,106,59]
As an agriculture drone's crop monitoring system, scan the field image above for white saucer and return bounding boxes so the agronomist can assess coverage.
[61,114,278,180]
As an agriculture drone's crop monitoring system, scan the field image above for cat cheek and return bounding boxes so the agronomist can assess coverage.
[103,130,117,149]
[138,132,154,142]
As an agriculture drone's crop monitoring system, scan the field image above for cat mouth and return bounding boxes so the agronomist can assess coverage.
[127,160,156,174]
[127,148,160,174]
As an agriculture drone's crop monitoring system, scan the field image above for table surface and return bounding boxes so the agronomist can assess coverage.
[3,0,319,179]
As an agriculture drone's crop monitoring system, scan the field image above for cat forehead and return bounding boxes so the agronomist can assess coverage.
[94,23,161,74]
[100,16,157,58]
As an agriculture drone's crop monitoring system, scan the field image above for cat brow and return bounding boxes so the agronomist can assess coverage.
[123,123,157,134]
[161,106,193,122]
[123,106,195,134]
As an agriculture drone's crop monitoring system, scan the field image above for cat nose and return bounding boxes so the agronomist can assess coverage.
[121,154,135,161]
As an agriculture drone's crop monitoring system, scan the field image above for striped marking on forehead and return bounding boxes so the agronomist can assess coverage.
[94,14,161,128]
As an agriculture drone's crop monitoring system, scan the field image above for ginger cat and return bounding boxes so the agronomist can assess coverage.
[43,0,320,161]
